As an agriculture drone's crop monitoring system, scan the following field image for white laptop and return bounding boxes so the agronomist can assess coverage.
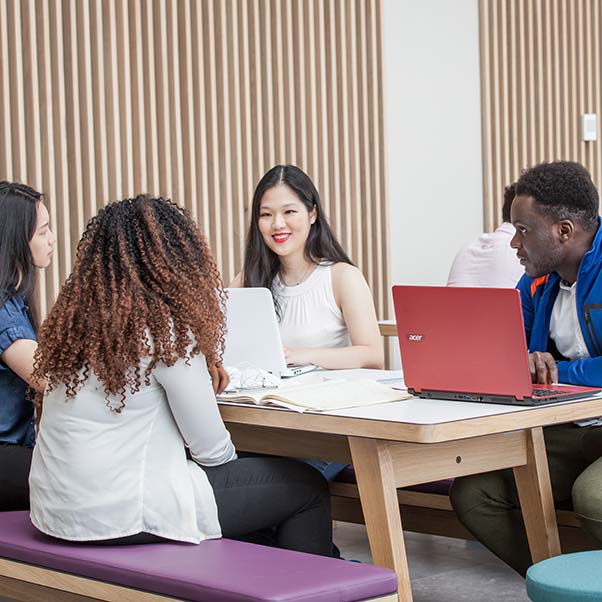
[223,288,316,378]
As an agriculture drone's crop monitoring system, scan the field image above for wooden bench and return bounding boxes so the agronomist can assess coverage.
[0,511,398,602]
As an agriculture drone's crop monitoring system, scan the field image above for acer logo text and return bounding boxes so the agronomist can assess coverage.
[407,334,423,342]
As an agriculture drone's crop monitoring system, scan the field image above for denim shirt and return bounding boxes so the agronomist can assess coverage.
[0,295,36,447]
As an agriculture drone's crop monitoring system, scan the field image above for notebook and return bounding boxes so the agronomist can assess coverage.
[218,378,410,412]
[392,285,601,406]
[222,288,316,378]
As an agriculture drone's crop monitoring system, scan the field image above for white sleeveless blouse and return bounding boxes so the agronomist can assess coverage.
[272,263,351,349]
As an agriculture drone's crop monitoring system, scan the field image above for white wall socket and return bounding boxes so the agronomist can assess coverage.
[582,113,598,142]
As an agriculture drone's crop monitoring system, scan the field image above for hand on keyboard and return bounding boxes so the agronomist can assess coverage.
[529,351,558,385]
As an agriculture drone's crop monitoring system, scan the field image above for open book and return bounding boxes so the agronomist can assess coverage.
[217,379,411,412]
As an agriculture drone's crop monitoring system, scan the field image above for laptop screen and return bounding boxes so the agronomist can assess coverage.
[222,288,288,376]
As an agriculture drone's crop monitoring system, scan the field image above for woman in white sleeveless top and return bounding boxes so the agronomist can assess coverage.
[231,164,383,371]
[231,165,383,481]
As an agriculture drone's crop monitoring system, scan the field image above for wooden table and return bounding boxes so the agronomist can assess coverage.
[219,380,602,602]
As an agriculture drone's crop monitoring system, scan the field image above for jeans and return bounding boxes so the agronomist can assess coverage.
[450,423,602,576]
[301,459,348,482]
[0,443,32,511]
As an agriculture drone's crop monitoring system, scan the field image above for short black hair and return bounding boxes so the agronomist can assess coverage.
[502,182,516,223]
[515,161,599,232]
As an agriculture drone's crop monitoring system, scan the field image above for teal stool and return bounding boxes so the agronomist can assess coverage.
[526,551,602,601]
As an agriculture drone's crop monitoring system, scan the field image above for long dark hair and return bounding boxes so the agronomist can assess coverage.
[0,181,43,331]
[242,165,353,308]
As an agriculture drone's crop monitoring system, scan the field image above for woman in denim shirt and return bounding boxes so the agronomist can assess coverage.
[0,182,55,510]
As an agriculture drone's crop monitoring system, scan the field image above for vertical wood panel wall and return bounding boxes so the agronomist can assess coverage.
[480,0,602,231]
[0,0,388,318]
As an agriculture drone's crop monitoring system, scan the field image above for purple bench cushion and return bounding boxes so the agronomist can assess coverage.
[335,466,453,495]
[0,512,397,602]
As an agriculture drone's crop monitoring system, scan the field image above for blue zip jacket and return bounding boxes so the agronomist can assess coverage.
[517,217,602,387]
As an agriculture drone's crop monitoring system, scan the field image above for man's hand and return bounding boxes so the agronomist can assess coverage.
[208,363,229,394]
[528,351,558,384]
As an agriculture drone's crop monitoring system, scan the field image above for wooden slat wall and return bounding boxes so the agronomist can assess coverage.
[0,0,388,319]
[480,0,602,231]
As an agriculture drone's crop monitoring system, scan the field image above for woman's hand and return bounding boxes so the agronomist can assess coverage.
[283,347,314,366]
[207,363,230,394]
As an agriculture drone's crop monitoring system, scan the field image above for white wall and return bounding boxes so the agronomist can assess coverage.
[382,0,483,300]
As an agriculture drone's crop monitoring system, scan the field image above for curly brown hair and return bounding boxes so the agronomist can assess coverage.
[34,195,226,411]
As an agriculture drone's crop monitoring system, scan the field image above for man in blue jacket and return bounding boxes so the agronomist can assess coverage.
[451,160,602,576]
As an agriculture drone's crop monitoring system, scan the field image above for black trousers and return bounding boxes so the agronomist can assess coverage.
[203,456,333,556]
[93,456,333,557]
[0,443,32,511]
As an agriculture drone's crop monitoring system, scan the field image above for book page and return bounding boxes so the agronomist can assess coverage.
[259,379,410,412]
[217,388,274,405]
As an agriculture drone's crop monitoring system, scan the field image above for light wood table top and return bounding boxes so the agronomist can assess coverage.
[220,387,602,443]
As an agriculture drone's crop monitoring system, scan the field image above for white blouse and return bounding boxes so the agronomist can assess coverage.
[29,350,236,543]
[272,263,351,349]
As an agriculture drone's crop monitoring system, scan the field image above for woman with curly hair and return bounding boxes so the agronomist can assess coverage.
[0,181,55,511]
[29,195,332,555]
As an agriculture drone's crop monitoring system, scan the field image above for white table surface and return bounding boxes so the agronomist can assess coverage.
[219,367,602,426]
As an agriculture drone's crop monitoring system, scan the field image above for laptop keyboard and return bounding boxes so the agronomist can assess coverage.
[532,388,560,397]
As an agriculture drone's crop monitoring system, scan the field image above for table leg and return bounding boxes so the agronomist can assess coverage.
[348,436,413,602]
[513,427,561,562]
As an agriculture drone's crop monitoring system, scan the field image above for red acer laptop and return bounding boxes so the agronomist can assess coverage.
[392,286,601,406]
